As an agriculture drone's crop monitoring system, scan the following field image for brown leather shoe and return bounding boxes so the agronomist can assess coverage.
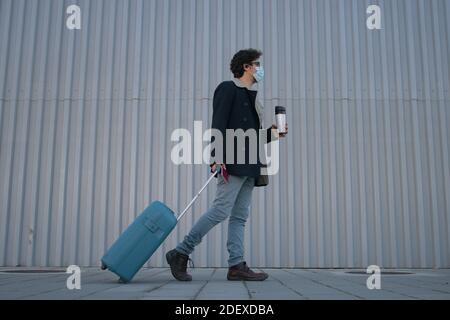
[227,261,268,281]
[166,249,193,281]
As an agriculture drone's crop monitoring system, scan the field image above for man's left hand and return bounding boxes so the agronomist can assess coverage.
[271,123,288,138]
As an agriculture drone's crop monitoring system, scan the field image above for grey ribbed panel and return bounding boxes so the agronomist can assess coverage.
[0,0,449,268]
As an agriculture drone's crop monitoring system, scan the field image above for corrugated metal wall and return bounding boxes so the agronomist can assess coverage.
[0,0,449,268]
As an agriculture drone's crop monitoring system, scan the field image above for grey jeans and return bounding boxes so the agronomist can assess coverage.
[176,174,255,267]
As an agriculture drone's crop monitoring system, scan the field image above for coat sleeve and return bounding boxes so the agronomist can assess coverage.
[210,82,234,164]
[266,126,279,143]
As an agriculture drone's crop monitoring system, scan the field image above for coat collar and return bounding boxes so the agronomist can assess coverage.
[231,77,259,91]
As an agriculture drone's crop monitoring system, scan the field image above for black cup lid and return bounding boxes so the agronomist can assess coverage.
[275,106,286,114]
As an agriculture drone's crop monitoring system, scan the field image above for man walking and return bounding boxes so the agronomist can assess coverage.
[166,49,288,281]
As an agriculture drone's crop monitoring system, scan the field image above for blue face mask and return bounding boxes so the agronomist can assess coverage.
[253,66,264,82]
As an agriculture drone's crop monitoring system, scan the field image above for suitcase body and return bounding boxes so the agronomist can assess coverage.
[101,200,177,283]
[101,169,220,283]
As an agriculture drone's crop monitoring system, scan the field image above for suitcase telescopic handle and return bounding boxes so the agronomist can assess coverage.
[176,167,221,221]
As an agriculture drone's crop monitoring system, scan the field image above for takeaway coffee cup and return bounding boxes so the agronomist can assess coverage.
[275,106,287,134]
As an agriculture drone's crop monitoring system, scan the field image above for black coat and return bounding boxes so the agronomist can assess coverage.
[210,80,274,177]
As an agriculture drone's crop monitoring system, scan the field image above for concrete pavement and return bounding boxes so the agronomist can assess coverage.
[1,267,449,300]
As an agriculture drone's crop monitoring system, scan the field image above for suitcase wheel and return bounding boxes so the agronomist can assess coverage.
[118,278,128,284]
[100,262,107,270]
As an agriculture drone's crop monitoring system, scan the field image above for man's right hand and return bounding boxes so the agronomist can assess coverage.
[210,163,226,174]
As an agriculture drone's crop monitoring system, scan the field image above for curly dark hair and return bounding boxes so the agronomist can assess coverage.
[230,48,263,78]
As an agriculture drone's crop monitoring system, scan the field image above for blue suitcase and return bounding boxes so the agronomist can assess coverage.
[101,168,220,283]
